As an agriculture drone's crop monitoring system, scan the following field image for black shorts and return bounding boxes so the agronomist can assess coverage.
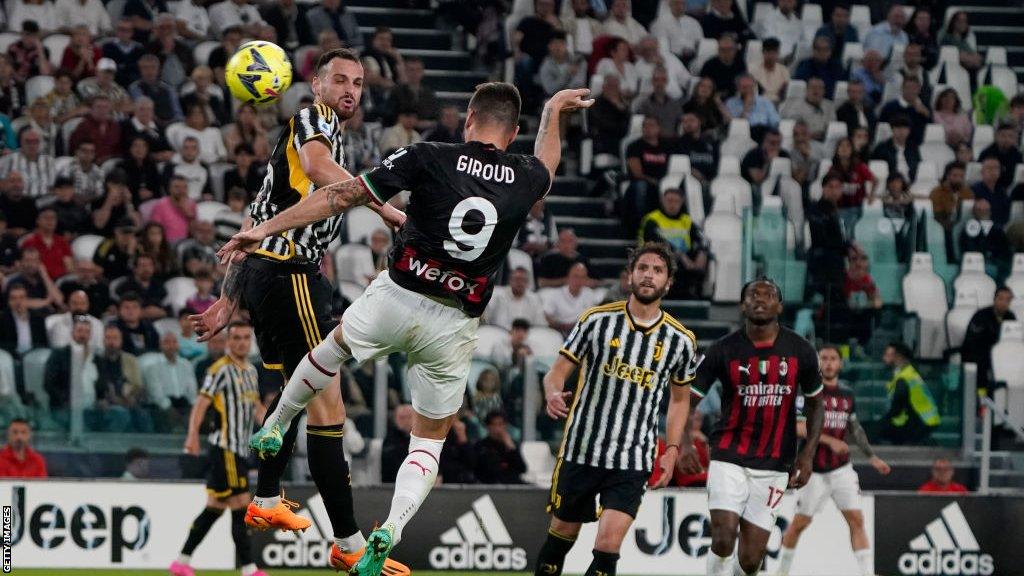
[239,256,338,376]
[547,459,649,522]
[207,446,250,498]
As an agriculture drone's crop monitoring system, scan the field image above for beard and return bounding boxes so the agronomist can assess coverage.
[746,313,776,326]
[631,283,669,304]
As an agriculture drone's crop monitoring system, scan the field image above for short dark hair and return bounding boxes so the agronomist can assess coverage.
[125,447,149,463]
[762,38,781,52]
[1011,94,1024,108]
[740,277,782,301]
[233,142,255,156]
[316,48,361,77]
[889,114,912,128]
[886,341,913,360]
[818,343,843,357]
[468,82,521,131]
[9,418,29,428]
[626,241,678,278]
[511,318,531,331]
[550,30,568,42]
[227,320,252,334]
[943,160,966,180]
[996,286,1014,298]
[223,25,243,36]
[484,410,507,426]
[118,292,142,306]
[132,253,154,267]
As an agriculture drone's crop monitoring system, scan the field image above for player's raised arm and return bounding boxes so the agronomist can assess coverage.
[534,88,595,187]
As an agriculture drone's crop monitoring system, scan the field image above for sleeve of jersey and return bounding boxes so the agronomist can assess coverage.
[559,315,592,364]
[198,371,221,398]
[795,394,807,421]
[292,105,336,148]
[690,344,717,398]
[532,156,553,198]
[671,334,700,386]
[359,145,422,205]
[800,343,824,397]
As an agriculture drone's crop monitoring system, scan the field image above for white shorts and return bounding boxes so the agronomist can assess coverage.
[341,271,479,419]
[706,460,790,531]
[794,463,862,516]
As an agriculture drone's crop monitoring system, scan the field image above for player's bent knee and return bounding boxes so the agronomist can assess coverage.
[306,375,347,425]
[791,514,813,532]
[550,517,582,539]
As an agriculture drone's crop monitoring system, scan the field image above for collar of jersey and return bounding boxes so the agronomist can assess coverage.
[623,300,665,335]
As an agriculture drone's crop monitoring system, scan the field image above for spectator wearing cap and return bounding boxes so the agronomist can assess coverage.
[747,38,789,105]
[115,253,169,320]
[121,97,174,162]
[0,178,38,236]
[55,0,112,35]
[173,0,211,41]
[146,13,193,88]
[0,284,48,358]
[379,108,422,157]
[123,0,169,42]
[102,18,146,87]
[979,123,1023,190]
[91,171,142,236]
[0,127,54,198]
[148,175,197,243]
[77,58,132,116]
[70,96,123,165]
[864,4,909,57]
[129,54,183,127]
[815,4,859,66]
[94,219,137,279]
[48,290,104,349]
[7,20,53,83]
[61,25,102,82]
[879,75,931,146]
[161,136,211,200]
[61,259,111,317]
[780,77,835,141]
[60,141,106,203]
[20,208,72,279]
[118,137,163,205]
[49,176,89,235]
[208,0,264,37]
[871,114,921,182]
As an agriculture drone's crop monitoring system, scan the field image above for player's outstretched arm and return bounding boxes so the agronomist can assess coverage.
[792,393,824,488]
[534,88,595,187]
[849,415,891,475]
[654,383,691,489]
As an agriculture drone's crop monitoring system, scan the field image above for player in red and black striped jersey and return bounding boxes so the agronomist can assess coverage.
[683,278,824,576]
[776,345,891,576]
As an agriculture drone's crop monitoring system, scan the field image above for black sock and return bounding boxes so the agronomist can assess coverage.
[307,422,359,540]
[231,509,253,567]
[181,507,223,556]
[254,390,302,498]
[534,529,577,576]
[583,550,619,576]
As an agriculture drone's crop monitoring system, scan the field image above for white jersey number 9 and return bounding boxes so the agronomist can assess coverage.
[444,197,498,261]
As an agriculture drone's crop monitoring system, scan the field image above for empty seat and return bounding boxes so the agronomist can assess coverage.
[910,161,940,198]
[71,234,104,261]
[196,200,228,223]
[903,253,950,359]
[704,211,743,302]
[785,80,806,103]
[525,326,567,361]
[842,43,864,70]
[972,125,994,161]
[710,173,753,217]
[720,120,756,158]
[335,243,376,288]
[986,47,1008,66]
[345,206,385,244]
[475,324,511,365]
[667,154,691,176]
[693,38,720,71]
[946,289,981,349]
[954,252,997,305]
[1005,254,1024,298]
[991,320,1024,430]
[521,441,556,487]
[163,277,198,314]
[873,122,892,146]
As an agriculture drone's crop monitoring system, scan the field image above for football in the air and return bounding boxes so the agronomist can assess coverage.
[225,41,293,104]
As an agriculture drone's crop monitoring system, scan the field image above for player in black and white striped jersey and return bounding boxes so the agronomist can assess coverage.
[534,242,701,576]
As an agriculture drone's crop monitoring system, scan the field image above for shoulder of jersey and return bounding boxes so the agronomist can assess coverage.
[578,300,627,323]
[297,103,338,127]
[662,312,698,345]
[207,355,233,376]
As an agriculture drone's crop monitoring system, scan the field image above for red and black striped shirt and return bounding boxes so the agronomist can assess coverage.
[693,327,822,472]
[798,384,856,472]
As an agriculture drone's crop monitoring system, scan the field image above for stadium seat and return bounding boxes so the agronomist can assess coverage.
[525,326,566,361]
[693,38,719,72]
[784,79,806,103]
[924,123,946,144]
[946,289,981,349]
[667,154,690,176]
[965,161,982,184]
[1010,164,1024,190]
[280,82,314,120]
[193,40,219,66]
[71,234,103,261]
[475,324,511,365]
[873,122,892,147]
[903,252,949,359]
[0,32,18,53]
[154,317,181,336]
[977,65,1018,102]
[930,60,972,108]
[60,119,82,153]
[850,5,872,39]
[779,118,795,149]
[0,348,25,421]
[43,35,69,67]
[704,211,743,302]
[833,81,850,108]
[660,173,706,226]
[25,76,53,104]
[973,125,994,160]
[507,248,535,287]
[720,120,756,159]
[991,320,1024,430]
[345,205,385,244]
[710,172,752,217]
[335,243,376,287]
[910,161,940,198]
[22,348,52,409]
[986,47,1008,66]
[752,2,772,23]
[954,252,996,305]
[208,162,234,201]
[520,441,556,487]
[842,43,864,71]
[196,200,228,223]
[164,122,188,150]
[1004,254,1024,298]
[163,277,198,314]
[467,359,500,397]
[824,121,849,156]
[338,281,364,304]
[744,39,763,68]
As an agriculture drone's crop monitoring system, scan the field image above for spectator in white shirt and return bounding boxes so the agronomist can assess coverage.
[0,127,54,199]
[747,37,789,104]
[54,0,111,35]
[162,137,210,200]
[756,0,803,63]
[544,263,603,334]
[650,0,703,65]
[595,37,640,101]
[603,0,648,47]
[7,0,58,35]
[173,0,210,40]
[207,0,264,37]
[143,331,197,430]
[634,36,690,99]
[484,267,548,330]
[46,290,104,349]
[177,104,226,165]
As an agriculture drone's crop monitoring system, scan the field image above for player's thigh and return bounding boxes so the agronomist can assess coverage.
[828,464,864,512]
[597,468,649,520]
[548,460,602,524]
[593,509,635,553]
[406,309,478,420]
[281,271,339,376]
[740,468,789,531]
[707,460,750,517]
[794,472,829,517]
[339,273,411,364]
[206,447,248,501]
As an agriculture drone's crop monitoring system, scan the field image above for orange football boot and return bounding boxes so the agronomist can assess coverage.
[329,543,411,576]
[244,493,312,532]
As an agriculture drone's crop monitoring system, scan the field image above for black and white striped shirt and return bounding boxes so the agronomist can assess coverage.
[0,152,55,198]
[200,356,260,457]
[557,300,700,472]
[248,103,345,264]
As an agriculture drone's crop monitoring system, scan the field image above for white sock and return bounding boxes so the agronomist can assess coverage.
[733,561,755,576]
[241,563,257,576]
[383,434,444,544]
[855,548,873,576]
[252,495,280,509]
[335,531,368,553]
[264,330,350,431]
[707,550,733,576]
[176,554,191,565]
[777,546,796,575]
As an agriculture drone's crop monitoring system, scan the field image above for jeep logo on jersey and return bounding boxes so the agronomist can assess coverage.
[428,495,528,571]
[898,503,994,576]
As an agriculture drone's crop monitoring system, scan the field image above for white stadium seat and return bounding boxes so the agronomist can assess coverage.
[720,120,756,161]
[954,252,997,305]
[196,200,228,223]
[345,205,385,244]
[163,277,198,315]
[338,281,364,304]
[973,125,994,160]
[946,289,982,349]
[334,243,376,288]
[710,173,752,218]
[71,234,104,261]
[521,441,556,487]
[1005,254,1024,298]
[507,248,535,287]
[525,326,566,360]
[704,211,743,302]
[475,324,511,366]
[903,253,949,359]
[991,320,1024,431]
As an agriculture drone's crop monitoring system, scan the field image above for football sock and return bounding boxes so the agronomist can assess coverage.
[231,509,252,566]
[534,529,577,576]
[240,564,257,576]
[264,331,351,432]
[336,531,369,554]
[776,546,795,575]
[181,507,223,556]
[176,554,191,565]
[254,389,302,501]
[732,562,756,576]
[706,550,733,576]
[855,548,874,576]
[583,550,618,576]
[383,434,444,544]
[307,422,362,545]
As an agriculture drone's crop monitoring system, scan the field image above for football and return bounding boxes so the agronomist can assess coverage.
[224,40,293,104]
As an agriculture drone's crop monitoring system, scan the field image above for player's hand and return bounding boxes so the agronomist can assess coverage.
[381,204,407,231]
[870,456,891,475]
[790,454,813,488]
[218,227,268,264]
[547,88,595,113]
[183,434,200,455]
[653,447,678,489]
[829,439,850,456]
[677,442,703,475]
[190,297,235,342]
[545,390,572,419]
